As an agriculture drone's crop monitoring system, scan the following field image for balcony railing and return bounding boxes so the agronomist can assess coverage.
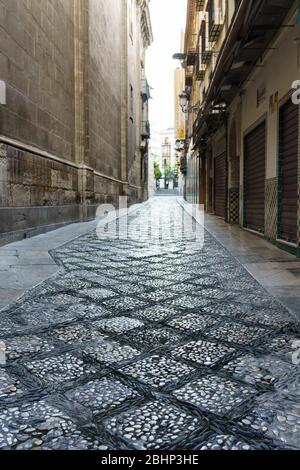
[209,2,224,43]
[141,121,150,139]
[201,45,212,65]
[196,63,206,81]
[141,78,151,102]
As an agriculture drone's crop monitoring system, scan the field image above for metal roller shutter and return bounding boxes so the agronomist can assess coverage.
[279,99,298,244]
[244,122,266,233]
[214,152,226,218]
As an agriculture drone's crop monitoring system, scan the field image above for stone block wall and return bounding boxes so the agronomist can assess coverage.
[0,0,75,160]
[0,0,151,243]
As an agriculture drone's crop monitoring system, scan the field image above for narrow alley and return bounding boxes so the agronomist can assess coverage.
[0,196,299,450]
[0,0,300,457]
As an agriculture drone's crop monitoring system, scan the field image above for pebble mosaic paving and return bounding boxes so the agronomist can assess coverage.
[0,197,299,450]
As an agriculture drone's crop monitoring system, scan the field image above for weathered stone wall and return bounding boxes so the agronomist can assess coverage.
[0,0,151,243]
[0,0,75,160]
[87,0,122,180]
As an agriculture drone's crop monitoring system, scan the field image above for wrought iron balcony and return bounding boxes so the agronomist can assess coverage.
[141,78,151,102]
[196,63,206,81]
[209,2,224,43]
[201,45,213,65]
[141,120,150,139]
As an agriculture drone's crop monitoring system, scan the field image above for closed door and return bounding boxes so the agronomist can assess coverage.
[279,99,298,244]
[214,152,226,218]
[244,122,266,233]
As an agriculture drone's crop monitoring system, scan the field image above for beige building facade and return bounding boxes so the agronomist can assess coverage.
[0,0,152,245]
[180,0,300,257]
[174,68,186,141]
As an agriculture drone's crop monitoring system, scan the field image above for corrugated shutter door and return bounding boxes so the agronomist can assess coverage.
[279,99,298,244]
[245,122,266,233]
[214,152,226,218]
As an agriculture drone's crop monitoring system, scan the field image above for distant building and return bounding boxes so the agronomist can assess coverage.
[180,0,300,257]
[160,127,176,168]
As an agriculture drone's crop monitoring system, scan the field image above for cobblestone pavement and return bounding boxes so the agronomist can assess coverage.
[0,197,299,450]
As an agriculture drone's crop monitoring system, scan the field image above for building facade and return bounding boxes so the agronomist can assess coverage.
[0,0,152,245]
[174,67,186,141]
[180,0,300,257]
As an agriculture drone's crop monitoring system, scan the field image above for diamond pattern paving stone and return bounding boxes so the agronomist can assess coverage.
[68,303,112,320]
[24,353,98,385]
[51,276,92,290]
[0,197,299,450]
[77,288,116,301]
[94,317,144,334]
[223,354,296,387]
[139,278,177,289]
[66,378,139,414]
[83,339,141,365]
[237,393,300,449]
[102,296,148,312]
[172,340,236,367]
[75,271,122,286]
[167,313,218,334]
[48,324,106,345]
[124,327,183,349]
[103,401,201,450]
[235,292,281,309]
[135,289,177,303]
[197,434,259,450]
[4,335,55,360]
[169,295,215,310]
[17,305,78,328]
[120,355,195,388]
[204,320,268,346]
[185,276,222,288]
[200,301,252,319]
[173,375,255,417]
[259,335,300,364]
[112,283,148,295]
[0,370,24,399]
[0,400,108,450]
[243,308,296,329]
[38,293,84,306]
[134,305,180,322]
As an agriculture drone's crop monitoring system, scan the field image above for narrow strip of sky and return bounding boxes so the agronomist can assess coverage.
[146,0,187,132]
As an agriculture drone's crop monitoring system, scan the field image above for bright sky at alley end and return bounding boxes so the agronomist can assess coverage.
[146,0,187,131]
